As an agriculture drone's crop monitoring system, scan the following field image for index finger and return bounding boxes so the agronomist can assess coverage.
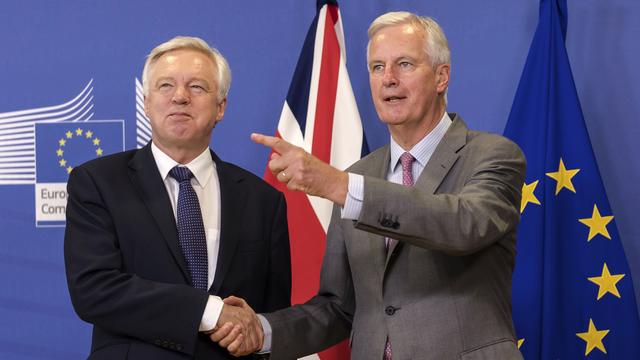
[251,133,294,154]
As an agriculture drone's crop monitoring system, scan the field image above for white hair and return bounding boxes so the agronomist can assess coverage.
[367,11,451,69]
[142,36,231,101]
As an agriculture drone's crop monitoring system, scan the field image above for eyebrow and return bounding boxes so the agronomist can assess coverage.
[154,77,211,87]
[368,55,418,66]
[394,55,418,63]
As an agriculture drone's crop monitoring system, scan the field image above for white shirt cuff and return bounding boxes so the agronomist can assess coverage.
[199,295,223,332]
[256,314,272,353]
[341,173,364,220]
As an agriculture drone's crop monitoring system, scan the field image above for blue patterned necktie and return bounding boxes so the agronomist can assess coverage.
[169,166,208,291]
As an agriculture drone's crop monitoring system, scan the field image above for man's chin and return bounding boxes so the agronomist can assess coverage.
[380,115,408,126]
[158,134,203,148]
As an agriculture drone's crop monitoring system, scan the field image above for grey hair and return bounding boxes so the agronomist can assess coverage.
[366,11,451,69]
[142,36,231,101]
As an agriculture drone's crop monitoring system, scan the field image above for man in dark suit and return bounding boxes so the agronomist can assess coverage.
[214,11,526,359]
[64,36,291,359]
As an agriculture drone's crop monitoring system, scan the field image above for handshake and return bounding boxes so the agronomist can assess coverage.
[210,296,264,357]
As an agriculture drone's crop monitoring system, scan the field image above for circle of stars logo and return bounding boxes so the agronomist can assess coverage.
[56,127,103,174]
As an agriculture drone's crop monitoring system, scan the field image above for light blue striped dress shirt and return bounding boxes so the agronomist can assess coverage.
[342,112,452,219]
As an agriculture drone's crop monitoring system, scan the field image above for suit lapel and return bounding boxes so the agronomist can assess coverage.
[386,114,468,264]
[210,151,247,294]
[414,114,467,193]
[127,144,191,283]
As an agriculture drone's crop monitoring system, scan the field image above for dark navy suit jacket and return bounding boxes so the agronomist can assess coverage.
[64,143,291,359]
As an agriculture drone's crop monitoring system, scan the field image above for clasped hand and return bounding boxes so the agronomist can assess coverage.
[210,296,263,357]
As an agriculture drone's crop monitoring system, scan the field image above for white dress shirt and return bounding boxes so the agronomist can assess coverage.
[151,142,223,332]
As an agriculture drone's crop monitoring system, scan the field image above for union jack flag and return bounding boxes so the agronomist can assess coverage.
[263,1,367,359]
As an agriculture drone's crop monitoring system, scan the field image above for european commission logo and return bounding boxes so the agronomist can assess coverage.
[35,121,123,226]
[0,79,127,227]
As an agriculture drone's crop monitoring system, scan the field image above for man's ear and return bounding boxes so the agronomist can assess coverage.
[435,64,450,94]
[214,98,227,126]
[143,95,150,117]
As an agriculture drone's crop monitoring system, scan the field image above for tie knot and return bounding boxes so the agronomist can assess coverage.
[400,152,415,167]
[169,166,194,183]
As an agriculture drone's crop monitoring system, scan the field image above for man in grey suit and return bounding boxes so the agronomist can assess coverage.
[214,11,525,359]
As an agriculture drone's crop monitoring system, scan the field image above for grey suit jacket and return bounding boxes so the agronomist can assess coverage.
[264,114,526,360]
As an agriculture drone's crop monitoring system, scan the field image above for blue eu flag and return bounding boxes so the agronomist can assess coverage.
[504,0,640,358]
[35,121,124,183]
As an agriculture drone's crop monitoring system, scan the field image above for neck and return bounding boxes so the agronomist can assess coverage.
[152,140,208,164]
[390,105,446,151]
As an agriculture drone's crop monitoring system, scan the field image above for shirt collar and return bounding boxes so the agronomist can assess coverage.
[151,142,215,188]
[390,112,453,170]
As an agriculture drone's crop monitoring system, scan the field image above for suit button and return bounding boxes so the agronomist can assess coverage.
[154,339,162,346]
[176,344,183,351]
[381,219,393,228]
[385,306,396,315]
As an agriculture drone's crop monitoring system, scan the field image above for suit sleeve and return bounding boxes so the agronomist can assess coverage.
[64,165,208,356]
[263,204,354,359]
[356,136,526,256]
[263,192,292,311]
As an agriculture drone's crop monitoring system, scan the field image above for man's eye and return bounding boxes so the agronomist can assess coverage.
[158,83,173,89]
[399,62,412,69]
[190,85,207,93]
[371,64,384,73]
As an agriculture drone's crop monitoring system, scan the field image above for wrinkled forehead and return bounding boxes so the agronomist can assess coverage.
[149,49,217,79]
[367,22,427,52]
[368,23,428,60]
[370,22,424,41]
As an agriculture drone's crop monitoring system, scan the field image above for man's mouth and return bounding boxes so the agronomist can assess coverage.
[384,96,406,103]
[169,112,191,118]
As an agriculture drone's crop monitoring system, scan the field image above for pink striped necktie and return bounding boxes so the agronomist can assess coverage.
[384,152,415,360]
[385,152,416,248]
[400,151,415,187]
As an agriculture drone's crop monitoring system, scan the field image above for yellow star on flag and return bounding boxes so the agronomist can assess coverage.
[58,139,66,146]
[517,338,524,349]
[56,149,64,157]
[546,158,580,195]
[93,137,101,146]
[66,131,73,139]
[85,130,93,138]
[588,263,625,300]
[75,128,83,136]
[521,180,541,213]
[579,204,614,241]
[59,159,66,167]
[66,166,74,174]
[576,318,609,355]
[96,148,103,156]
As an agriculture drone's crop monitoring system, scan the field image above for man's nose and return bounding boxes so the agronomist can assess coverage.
[382,66,398,87]
[171,86,190,104]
